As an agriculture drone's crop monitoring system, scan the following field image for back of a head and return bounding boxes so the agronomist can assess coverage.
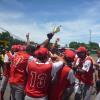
[64,49,75,61]
[26,45,36,55]
[11,45,20,52]
[64,49,75,67]
[19,45,26,51]
[36,47,49,62]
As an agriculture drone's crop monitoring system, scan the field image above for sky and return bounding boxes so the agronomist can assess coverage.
[0,0,100,46]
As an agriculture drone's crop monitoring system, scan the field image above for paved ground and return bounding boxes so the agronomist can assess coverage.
[0,81,10,100]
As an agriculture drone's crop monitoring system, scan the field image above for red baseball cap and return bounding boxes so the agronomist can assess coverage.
[19,45,26,51]
[76,46,87,53]
[38,47,48,56]
[34,50,39,57]
[64,49,75,60]
[11,45,20,52]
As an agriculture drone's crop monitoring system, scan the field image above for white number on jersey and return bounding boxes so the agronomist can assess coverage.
[30,71,47,88]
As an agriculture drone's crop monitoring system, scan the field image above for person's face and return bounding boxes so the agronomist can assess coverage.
[77,52,86,59]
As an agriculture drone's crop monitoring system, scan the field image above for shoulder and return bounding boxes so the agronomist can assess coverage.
[85,56,93,63]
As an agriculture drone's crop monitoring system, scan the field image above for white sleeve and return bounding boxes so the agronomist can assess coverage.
[82,60,91,72]
[4,54,9,63]
[28,56,36,61]
[97,58,100,63]
[26,56,36,73]
[51,61,63,77]
[67,70,75,84]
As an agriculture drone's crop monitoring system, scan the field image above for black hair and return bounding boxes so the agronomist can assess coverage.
[26,45,36,54]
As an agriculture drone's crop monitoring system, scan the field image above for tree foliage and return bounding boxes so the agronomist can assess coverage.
[0,31,10,40]
[0,31,25,48]
[69,42,79,49]
[89,42,99,50]
[69,41,99,50]
[0,32,99,52]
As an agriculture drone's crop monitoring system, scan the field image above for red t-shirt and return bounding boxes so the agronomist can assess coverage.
[9,51,31,86]
[49,65,74,100]
[25,61,52,97]
[75,56,94,85]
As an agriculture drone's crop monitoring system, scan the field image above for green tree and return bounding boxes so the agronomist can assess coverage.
[89,42,99,50]
[0,31,10,40]
[0,31,25,49]
[69,42,79,49]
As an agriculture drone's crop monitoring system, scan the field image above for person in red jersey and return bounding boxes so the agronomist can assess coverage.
[0,45,19,100]
[9,45,36,100]
[25,47,64,100]
[3,45,20,78]
[49,49,75,100]
[73,46,94,100]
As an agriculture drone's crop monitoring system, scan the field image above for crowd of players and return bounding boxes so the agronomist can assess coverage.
[0,32,100,100]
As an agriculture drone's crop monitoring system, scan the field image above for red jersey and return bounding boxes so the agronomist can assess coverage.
[25,61,52,98]
[74,57,83,81]
[49,65,74,100]
[75,56,94,85]
[9,51,31,86]
[81,57,94,85]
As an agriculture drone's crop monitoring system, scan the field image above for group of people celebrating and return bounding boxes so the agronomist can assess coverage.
[0,29,100,100]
